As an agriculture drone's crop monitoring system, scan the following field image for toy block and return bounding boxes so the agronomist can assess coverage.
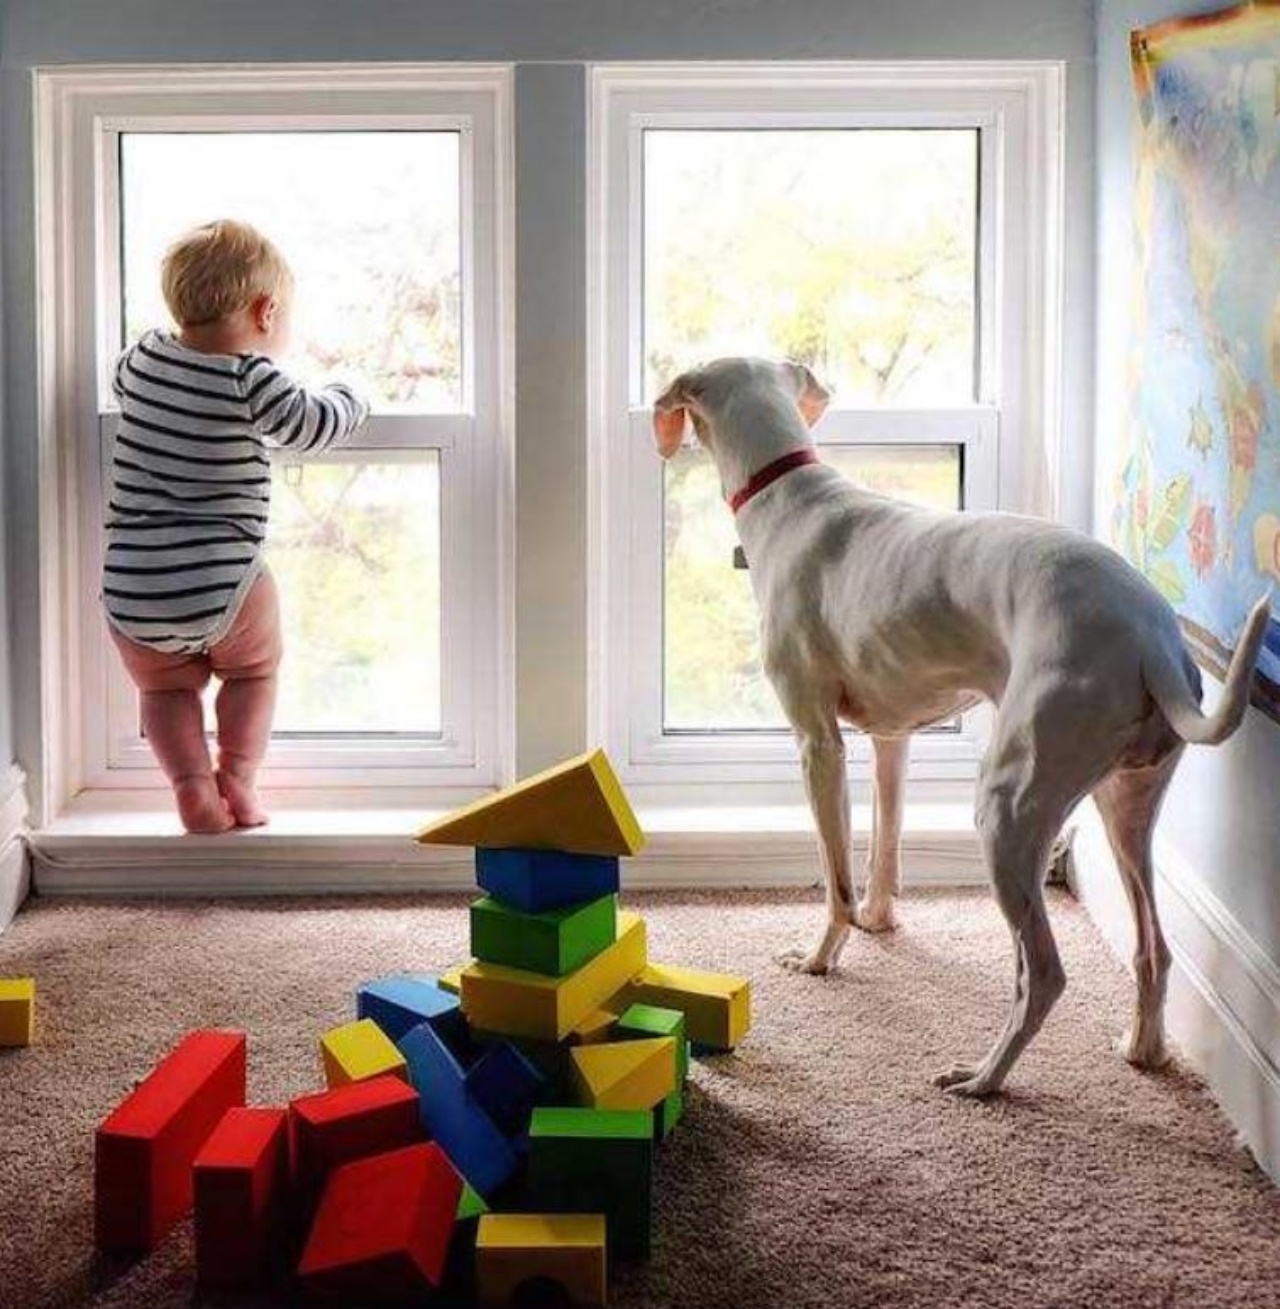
[476,848,621,914]
[459,1180,490,1222]
[415,748,645,857]
[298,1142,462,1299]
[527,1107,653,1261]
[0,978,34,1047]
[321,1018,409,1089]
[569,1008,618,1045]
[471,893,617,977]
[95,1030,247,1253]
[464,1040,547,1136]
[439,965,465,995]
[193,1107,289,1288]
[613,962,751,1050]
[616,1004,687,1138]
[570,1038,677,1112]
[476,1214,607,1307]
[356,973,466,1046]
[399,1020,519,1198]
[460,911,647,1043]
[289,1075,422,1200]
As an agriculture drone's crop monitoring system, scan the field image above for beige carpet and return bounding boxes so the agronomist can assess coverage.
[1,887,1278,1309]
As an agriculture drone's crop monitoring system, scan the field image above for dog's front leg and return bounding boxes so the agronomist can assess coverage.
[779,723,853,975]
[855,735,910,933]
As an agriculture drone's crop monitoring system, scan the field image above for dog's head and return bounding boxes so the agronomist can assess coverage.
[652,357,830,459]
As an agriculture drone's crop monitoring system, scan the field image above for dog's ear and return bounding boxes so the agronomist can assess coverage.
[787,362,831,428]
[653,373,696,459]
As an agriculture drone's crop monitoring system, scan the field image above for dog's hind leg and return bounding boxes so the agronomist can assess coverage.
[1092,750,1181,1069]
[934,743,1069,1097]
[854,735,910,933]
[778,716,854,975]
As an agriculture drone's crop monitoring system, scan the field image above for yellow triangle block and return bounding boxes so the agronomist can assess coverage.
[570,1037,676,1111]
[415,749,645,856]
[460,912,647,1042]
[614,963,751,1050]
[320,1018,409,1089]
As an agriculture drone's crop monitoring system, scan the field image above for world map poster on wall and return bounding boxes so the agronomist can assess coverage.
[1121,0,1280,719]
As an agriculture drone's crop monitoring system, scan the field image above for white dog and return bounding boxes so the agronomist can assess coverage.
[653,357,1270,1098]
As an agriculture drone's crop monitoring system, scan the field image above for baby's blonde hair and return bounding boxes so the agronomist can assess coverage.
[160,219,292,327]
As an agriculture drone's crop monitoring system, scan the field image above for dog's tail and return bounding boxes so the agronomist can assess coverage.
[1142,593,1272,746]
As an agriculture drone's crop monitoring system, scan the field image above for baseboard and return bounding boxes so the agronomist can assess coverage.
[1070,804,1280,1185]
[30,801,985,896]
[0,766,32,933]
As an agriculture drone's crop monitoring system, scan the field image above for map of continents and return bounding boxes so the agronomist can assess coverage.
[1120,3,1280,719]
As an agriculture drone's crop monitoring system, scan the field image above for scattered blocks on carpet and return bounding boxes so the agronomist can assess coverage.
[0,977,34,1047]
[95,1030,247,1253]
[298,1142,461,1300]
[193,1106,289,1288]
[476,1213,607,1307]
[320,1017,408,1089]
[415,748,645,856]
[614,962,751,1051]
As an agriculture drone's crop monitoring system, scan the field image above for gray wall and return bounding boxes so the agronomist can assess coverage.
[1,0,1096,805]
[1094,0,1280,959]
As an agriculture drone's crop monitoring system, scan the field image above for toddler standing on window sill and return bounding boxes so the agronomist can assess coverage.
[103,218,368,833]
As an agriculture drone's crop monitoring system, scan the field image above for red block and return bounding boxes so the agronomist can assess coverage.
[193,1107,289,1287]
[289,1075,422,1199]
[95,1030,247,1252]
[298,1143,462,1299]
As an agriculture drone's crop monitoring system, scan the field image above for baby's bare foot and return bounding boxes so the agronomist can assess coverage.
[216,769,270,828]
[174,776,235,834]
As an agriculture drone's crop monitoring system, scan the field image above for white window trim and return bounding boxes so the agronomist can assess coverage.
[34,64,515,821]
[586,61,1064,794]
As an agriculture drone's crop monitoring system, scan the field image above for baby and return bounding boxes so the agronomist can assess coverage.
[103,219,368,833]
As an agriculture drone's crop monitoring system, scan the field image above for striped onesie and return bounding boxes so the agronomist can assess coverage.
[104,329,368,654]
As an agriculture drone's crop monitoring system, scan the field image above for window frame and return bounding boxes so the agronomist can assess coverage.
[587,62,1064,788]
[36,65,515,811]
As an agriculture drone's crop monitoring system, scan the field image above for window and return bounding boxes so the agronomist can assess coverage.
[39,67,512,803]
[590,64,1062,785]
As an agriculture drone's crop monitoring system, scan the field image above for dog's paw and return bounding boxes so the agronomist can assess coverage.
[776,946,834,976]
[1115,1028,1171,1070]
[852,897,898,934]
[932,1065,999,1099]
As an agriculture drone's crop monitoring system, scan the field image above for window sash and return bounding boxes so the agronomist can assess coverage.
[43,67,512,798]
[588,63,1061,786]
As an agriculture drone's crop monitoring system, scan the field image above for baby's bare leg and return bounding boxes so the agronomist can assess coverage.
[210,571,283,827]
[140,690,235,834]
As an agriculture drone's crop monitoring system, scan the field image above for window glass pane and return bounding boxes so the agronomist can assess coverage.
[120,132,462,411]
[663,445,960,732]
[268,457,441,735]
[644,130,978,406]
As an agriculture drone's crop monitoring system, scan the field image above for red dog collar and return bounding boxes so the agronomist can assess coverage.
[728,448,821,514]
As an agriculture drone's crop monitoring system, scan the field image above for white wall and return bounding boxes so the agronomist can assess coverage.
[1089,0,1280,1179]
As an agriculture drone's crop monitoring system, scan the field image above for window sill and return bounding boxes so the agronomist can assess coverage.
[29,791,981,896]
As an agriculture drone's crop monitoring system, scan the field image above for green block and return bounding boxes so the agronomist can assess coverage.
[527,1107,653,1260]
[656,1084,683,1139]
[457,1180,489,1222]
[617,1003,688,1085]
[470,893,618,977]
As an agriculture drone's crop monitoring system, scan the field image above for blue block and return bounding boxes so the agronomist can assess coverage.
[464,1041,546,1137]
[399,1020,519,1198]
[356,973,466,1046]
[475,848,621,913]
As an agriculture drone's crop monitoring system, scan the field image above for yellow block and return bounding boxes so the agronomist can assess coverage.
[0,978,34,1047]
[571,1037,676,1111]
[415,748,645,856]
[461,912,647,1043]
[568,1008,617,1045]
[615,963,751,1050]
[320,1018,408,1089]
[476,1214,606,1308]
[439,965,465,995]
